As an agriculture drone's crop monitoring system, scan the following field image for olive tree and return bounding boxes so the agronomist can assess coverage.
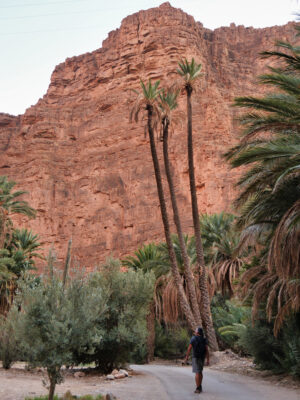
[15,273,106,400]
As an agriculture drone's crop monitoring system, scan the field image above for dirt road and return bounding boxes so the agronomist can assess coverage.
[123,364,300,400]
[0,363,299,400]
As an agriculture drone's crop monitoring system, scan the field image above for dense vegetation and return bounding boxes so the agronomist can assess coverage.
[127,29,300,375]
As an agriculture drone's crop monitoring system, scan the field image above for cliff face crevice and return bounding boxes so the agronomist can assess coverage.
[0,2,296,267]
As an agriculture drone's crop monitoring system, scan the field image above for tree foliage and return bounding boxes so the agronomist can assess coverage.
[12,269,106,400]
[200,213,245,297]
[226,31,300,334]
[0,177,41,315]
[76,258,154,373]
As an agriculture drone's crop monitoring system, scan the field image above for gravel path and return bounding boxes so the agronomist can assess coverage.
[111,364,300,400]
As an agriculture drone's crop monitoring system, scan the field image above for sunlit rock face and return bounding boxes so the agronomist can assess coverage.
[0,2,296,268]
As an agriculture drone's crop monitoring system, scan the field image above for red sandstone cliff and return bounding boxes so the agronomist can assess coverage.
[0,3,296,267]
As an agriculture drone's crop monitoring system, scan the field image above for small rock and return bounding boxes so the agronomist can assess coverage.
[114,373,126,379]
[119,369,129,377]
[106,374,115,380]
[209,352,219,365]
[111,369,119,376]
[74,371,85,378]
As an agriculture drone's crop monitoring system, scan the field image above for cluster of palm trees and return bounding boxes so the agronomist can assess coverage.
[226,30,300,335]
[123,214,242,358]
[129,29,300,347]
[130,59,218,350]
[0,176,41,314]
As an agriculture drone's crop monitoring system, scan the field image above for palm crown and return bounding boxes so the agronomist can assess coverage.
[177,58,202,90]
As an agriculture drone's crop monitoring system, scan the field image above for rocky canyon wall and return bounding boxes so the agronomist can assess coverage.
[0,2,296,268]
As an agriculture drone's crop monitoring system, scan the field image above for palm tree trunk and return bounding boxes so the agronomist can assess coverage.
[147,104,196,330]
[186,88,218,350]
[162,118,202,327]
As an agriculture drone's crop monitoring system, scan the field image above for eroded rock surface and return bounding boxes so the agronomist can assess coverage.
[0,3,296,267]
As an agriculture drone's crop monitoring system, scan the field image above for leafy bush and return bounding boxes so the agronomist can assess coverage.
[154,323,190,359]
[211,295,250,351]
[0,307,20,369]
[239,313,300,376]
[75,258,154,373]
[14,271,106,400]
[129,340,148,364]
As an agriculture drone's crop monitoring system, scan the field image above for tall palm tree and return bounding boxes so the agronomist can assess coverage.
[226,35,300,334]
[130,80,197,330]
[159,89,202,326]
[0,177,37,315]
[0,230,43,315]
[177,59,218,349]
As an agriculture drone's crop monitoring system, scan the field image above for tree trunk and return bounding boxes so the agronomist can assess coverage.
[186,88,219,350]
[162,118,202,327]
[47,370,56,400]
[146,301,156,362]
[147,104,196,330]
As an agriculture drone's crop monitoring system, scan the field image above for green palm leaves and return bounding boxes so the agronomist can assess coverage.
[0,177,41,314]
[177,58,202,90]
[234,38,300,140]
[201,213,244,297]
[140,79,161,102]
[130,79,161,125]
[158,88,179,112]
[0,176,36,249]
[12,229,42,259]
[158,88,182,135]
[123,243,169,278]
[0,176,35,218]
[227,35,300,333]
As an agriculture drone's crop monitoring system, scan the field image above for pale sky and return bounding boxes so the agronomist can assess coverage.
[0,0,298,116]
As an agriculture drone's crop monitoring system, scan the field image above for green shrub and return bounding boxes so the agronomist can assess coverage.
[129,341,148,364]
[211,296,251,352]
[154,323,190,359]
[239,313,300,376]
[0,307,20,369]
[74,258,154,373]
[15,271,106,400]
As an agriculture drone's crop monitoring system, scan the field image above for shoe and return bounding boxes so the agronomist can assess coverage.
[194,386,202,393]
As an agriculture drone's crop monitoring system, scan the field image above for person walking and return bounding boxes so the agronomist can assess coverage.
[184,327,210,393]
